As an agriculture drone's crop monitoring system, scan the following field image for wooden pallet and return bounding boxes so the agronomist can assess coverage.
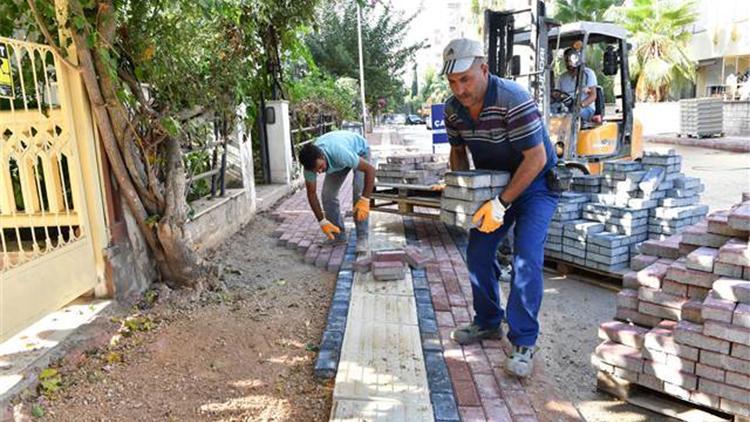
[543,257,624,292]
[370,182,441,220]
[596,371,743,422]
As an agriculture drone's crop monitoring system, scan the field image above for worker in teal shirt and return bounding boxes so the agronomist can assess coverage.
[299,130,375,252]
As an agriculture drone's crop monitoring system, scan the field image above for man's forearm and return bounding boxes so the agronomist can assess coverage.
[450,147,470,171]
[307,191,325,221]
[499,147,547,204]
[362,170,375,199]
[581,91,596,108]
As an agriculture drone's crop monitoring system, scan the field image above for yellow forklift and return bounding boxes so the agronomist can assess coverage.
[485,2,643,175]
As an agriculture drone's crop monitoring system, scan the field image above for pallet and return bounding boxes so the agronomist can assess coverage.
[370,182,441,220]
[543,257,624,292]
[596,371,742,422]
[677,132,724,139]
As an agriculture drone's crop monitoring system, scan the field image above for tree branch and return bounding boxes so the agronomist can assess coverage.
[27,0,81,72]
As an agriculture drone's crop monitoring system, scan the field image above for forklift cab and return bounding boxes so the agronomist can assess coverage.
[486,7,643,174]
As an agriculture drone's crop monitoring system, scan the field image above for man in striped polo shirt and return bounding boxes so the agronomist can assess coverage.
[441,38,560,378]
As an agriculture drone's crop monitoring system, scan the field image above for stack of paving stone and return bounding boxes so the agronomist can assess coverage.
[376,154,449,185]
[544,192,590,260]
[592,194,750,419]
[545,151,709,273]
[680,97,724,138]
[641,150,708,241]
[439,170,510,230]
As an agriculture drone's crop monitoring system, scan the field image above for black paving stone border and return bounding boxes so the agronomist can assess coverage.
[404,217,460,422]
[314,231,357,379]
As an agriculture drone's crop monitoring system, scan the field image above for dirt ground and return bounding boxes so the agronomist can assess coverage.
[21,214,337,421]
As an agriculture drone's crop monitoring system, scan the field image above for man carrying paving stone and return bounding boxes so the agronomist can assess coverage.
[299,130,376,253]
[441,38,561,377]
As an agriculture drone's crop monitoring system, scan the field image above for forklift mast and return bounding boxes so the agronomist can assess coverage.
[484,1,551,126]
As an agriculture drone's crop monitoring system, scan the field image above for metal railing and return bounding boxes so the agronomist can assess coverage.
[290,113,335,161]
[183,115,229,203]
[0,37,83,270]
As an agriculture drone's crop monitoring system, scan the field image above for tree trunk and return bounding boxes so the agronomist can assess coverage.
[68,0,210,288]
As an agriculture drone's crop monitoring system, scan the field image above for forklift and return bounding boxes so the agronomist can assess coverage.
[484,1,643,175]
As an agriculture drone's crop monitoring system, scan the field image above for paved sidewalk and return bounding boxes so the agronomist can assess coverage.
[644,134,750,153]
[271,129,582,421]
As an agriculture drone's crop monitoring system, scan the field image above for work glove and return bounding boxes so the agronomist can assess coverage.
[319,218,341,240]
[353,197,370,222]
[472,197,506,233]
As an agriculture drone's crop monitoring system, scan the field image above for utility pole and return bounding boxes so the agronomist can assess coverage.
[356,3,367,132]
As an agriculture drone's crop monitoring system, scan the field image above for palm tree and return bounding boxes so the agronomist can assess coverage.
[554,0,622,23]
[608,0,697,102]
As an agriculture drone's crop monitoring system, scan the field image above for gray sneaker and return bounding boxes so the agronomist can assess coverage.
[505,344,535,378]
[450,323,502,345]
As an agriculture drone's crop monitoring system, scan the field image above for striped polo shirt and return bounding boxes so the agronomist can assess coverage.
[444,74,556,176]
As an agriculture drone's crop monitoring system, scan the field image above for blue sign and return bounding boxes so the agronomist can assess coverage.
[431,103,448,144]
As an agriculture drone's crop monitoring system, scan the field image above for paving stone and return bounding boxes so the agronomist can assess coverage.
[643,360,697,390]
[686,246,719,273]
[644,321,699,362]
[674,320,731,354]
[639,300,682,320]
[431,392,460,421]
[702,292,737,323]
[703,319,750,344]
[720,398,750,418]
[681,222,733,248]
[700,378,750,406]
[635,262,670,289]
[638,287,687,309]
[598,321,648,349]
[615,307,663,328]
[616,289,639,310]
[665,258,720,288]
[727,202,750,231]
[594,341,644,372]
[631,255,659,271]
[681,299,705,324]
[707,210,749,237]
[733,303,750,328]
[639,235,682,259]
[712,278,750,303]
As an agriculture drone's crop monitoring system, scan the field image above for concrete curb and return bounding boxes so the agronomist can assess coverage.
[645,135,750,153]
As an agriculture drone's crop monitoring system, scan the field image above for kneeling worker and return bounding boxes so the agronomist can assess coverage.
[298,130,375,252]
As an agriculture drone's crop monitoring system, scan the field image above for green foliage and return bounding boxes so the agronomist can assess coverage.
[305,1,426,113]
[287,69,358,122]
[37,368,62,398]
[607,0,697,101]
[553,0,622,23]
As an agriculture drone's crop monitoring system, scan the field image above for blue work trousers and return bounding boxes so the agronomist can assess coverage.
[466,176,559,347]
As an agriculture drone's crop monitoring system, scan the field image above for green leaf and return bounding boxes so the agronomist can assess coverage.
[39,368,58,380]
[305,342,320,352]
[144,214,160,227]
[31,404,44,418]
[160,117,181,137]
[72,15,87,31]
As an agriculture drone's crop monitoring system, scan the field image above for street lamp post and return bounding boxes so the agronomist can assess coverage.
[356,2,367,133]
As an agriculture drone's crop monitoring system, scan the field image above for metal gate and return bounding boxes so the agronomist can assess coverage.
[0,36,101,341]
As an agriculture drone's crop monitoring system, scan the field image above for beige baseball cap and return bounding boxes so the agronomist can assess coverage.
[440,38,485,75]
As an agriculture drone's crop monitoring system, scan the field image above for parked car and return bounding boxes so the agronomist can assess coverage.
[406,114,424,125]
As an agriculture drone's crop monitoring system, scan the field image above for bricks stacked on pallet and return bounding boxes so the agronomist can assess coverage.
[642,150,709,241]
[562,220,604,267]
[593,195,750,419]
[439,170,510,230]
[544,192,589,260]
[376,154,449,185]
[571,174,602,194]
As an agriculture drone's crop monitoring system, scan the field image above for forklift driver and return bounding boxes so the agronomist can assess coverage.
[552,47,598,122]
